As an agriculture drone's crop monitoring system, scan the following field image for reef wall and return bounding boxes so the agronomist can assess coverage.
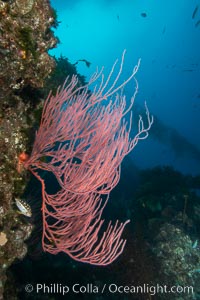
[0,0,57,298]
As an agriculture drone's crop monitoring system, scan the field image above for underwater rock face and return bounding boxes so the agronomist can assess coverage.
[0,0,57,103]
[15,0,35,15]
[153,222,200,300]
[0,0,57,298]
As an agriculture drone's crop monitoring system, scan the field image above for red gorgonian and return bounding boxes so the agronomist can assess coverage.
[18,51,153,265]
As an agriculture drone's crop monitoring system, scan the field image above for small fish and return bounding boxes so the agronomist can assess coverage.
[192,239,198,249]
[117,15,120,21]
[15,198,32,217]
[162,26,166,34]
[141,12,147,18]
[182,69,193,72]
[192,5,198,19]
[74,59,91,68]
[195,19,200,27]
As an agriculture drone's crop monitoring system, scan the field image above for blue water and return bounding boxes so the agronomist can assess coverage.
[50,0,200,175]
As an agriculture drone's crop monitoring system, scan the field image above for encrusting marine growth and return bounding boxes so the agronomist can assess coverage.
[17,50,153,265]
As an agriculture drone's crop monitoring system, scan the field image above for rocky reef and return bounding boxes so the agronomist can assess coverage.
[0,0,58,298]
